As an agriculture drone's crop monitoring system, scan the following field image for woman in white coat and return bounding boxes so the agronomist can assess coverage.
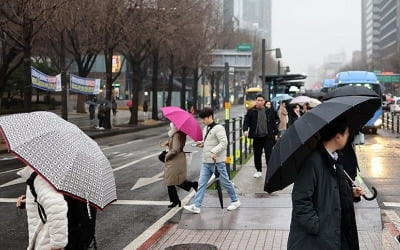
[17,166,68,250]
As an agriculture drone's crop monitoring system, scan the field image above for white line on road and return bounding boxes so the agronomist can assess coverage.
[0,177,25,188]
[101,139,143,151]
[0,167,23,176]
[113,200,170,205]
[0,198,18,203]
[383,202,400,207]
[131,172,163,190]
[123,191,196,250]
[113,152,159,172]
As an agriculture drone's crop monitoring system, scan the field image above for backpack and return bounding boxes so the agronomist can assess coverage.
[27,172,97,250]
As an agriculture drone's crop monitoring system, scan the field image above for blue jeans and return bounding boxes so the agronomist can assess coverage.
[193,162,238,207]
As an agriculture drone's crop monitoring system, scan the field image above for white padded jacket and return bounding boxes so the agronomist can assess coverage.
[18,166,68,250]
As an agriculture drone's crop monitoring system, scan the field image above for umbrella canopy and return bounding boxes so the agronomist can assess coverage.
[214,166,223,209]
[161,106,203,141]
[323,85,379,100]
[272,94,293,102]
[264,96,381,193]
[0,111,117,210]
[290,95,312,104]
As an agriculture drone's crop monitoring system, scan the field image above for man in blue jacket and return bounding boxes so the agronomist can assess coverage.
[243,94,278,178]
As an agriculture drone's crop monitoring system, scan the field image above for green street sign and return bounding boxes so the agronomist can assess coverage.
[377,75,400,83]
[112,83,120,87]
[236,44,253,51]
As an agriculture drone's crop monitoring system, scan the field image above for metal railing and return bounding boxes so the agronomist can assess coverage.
[221,117,253,174]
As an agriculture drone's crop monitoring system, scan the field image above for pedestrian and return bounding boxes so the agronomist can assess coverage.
[111,99,117,116]
[97,103,105,129]
[277,100,288,137]
[288,104,301,126]
[243,94,279,178]
[143,101,148,120]
[89,103,96,126]
[164,122,198,208]
[183,107,240,213]
[16,166,68,250]
[301,102,310,115]
[287,115,364,250]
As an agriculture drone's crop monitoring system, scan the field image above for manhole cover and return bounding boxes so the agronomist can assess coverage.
[165,243,218,250]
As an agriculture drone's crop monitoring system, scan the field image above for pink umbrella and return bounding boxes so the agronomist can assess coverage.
[290,95,312,104]
[160,106,203,141]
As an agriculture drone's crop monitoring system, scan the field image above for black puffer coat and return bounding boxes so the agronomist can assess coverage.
[288,145,359,250]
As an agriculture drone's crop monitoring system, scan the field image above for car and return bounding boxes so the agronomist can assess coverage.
[390,97,400,114]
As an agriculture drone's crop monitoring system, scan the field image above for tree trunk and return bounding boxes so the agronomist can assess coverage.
[192,68,199,113]
[23,17,32,112]
[129,58,140,125]
[151,47,159,120]
[104,48,113,129]
[210,72,215,109]
[60,32,68,120]
[180,67,187,110]
[166,55,174,107]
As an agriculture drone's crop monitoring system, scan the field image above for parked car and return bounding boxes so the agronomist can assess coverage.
[390,97,400,114]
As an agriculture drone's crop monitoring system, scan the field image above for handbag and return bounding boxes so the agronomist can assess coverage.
[158,150,167,162]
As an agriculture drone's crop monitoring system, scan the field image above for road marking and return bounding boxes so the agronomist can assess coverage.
[0,156,17,161]
[0,198,18,203]
[113,152,159,172]
[383,202,400,207]
[114,200,170,205]
[101,139,143,150]
[0,167,23,176]
[0,177,25,188]
[123,191,196,250]
[131,172,163,190]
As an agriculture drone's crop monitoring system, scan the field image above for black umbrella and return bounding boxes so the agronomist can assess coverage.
[323,85,378,100]
[214,164,223,209]
[264,95,381,195]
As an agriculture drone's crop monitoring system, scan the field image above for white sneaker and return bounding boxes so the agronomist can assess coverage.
[183,204,200,214]
[253,172,262,178]
[227,201,241,211]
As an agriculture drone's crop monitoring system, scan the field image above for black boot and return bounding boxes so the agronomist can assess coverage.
[193,181,198,192]
[168,201,181,208]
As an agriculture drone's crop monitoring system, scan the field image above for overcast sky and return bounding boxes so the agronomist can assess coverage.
[272,0,361,74]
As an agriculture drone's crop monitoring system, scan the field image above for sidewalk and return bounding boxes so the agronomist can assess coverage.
[143,158,400,250]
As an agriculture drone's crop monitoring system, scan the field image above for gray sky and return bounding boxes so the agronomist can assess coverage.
[272,0,361,74]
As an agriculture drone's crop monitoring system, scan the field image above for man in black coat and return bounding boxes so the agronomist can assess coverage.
[243,94,278,178]
[288,115,364,250]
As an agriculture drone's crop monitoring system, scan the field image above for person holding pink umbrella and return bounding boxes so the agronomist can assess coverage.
[163,122,198,208]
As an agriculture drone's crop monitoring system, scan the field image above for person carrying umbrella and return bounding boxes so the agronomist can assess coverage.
[183,108,240,213]
[288,115,364,250]
[163,122,198,208]
[243,94,279,178]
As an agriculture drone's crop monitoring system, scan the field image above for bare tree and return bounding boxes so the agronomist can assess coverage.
[0,0,64,112]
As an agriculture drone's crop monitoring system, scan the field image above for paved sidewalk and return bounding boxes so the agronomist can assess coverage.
[144,158,400,250]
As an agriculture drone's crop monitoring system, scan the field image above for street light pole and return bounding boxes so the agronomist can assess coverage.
[261,39,266,98]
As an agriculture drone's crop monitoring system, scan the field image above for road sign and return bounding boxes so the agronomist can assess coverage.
[377,74,400,83]
[236,44,253,51]
[210,49,252,71]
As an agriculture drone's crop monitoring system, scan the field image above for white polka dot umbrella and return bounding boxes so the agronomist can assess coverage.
[0,111,117,210]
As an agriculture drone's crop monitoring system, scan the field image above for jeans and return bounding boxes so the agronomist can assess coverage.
[193,162,238,207]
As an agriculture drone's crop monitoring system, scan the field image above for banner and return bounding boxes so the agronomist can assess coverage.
[31,67,61,92]
[70,74,101,95]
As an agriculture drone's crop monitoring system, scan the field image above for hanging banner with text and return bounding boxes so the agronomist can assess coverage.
[70,74,101,95]
[31,67,61,92]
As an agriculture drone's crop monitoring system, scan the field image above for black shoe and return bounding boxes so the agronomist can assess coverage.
[168,201,181,208]
[193,181,198,192]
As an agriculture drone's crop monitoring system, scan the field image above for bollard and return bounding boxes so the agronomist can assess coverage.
[392,113,395,133]
[232,118,236,171]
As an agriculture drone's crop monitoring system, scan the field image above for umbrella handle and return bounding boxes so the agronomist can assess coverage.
[362,186,377,201]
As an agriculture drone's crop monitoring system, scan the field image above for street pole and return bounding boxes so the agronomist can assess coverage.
[224,62,231,176]
[261,39,267,99]
[277,60,281,75]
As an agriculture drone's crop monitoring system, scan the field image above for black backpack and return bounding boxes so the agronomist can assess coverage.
[27,172,97,250]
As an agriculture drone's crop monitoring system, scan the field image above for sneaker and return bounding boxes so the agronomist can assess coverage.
[227,201,241,211]
[253,171,262,178]
[183,204,200,214]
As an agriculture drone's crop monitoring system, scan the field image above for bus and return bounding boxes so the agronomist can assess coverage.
[334,71,382,134]
[244,87,263,109]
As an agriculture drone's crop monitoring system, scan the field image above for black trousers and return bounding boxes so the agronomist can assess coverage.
[253,135,275,172]
[167,181,195,202]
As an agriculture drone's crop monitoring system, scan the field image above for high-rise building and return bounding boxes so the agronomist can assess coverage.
[221,0,272,48]
[361,0,381,70]
[361,0,400,71]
